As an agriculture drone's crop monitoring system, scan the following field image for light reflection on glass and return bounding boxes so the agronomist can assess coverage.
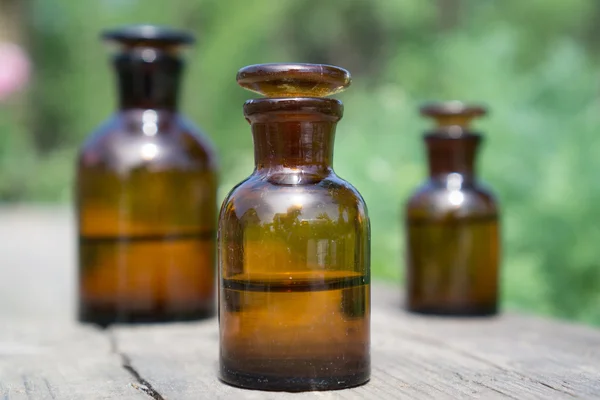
[448,125,464,138]
[141,48,157,62]
[290,193,306,208]
[447,172,464,206]
[447,172,463,190]
[141,143,159,161]
[448,191,464,206]
[142,110,158,136]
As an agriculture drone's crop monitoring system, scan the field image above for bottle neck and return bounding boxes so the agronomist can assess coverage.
[251,120,336,176]
[425,134,481,184]
[113,47,183,111]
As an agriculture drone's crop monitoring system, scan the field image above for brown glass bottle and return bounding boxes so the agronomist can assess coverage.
[77,26,218,326]
[218,64,370,391]
[405,102,500,316]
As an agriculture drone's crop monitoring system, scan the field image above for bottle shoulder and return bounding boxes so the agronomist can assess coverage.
[78,112,217,172]
[406,179,498,219]
[220,174,369,227]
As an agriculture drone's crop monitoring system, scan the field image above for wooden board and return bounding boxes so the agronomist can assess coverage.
[0,206,75,321]
[0,321,147,399]
[110,288,600,399]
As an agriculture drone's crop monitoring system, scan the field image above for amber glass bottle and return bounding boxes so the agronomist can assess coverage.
[405,102,500,316]
[218,64,370,391]
[77,25,218,326]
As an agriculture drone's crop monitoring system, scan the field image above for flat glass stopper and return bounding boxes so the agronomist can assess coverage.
[237,63,351,97]
[102,25,195,48]
[421,101,487,129]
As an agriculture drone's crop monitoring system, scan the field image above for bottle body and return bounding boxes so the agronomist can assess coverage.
[77,111,217,325]
[219,175,370,390]
[405,178,500,315]
[406,103,500,315]
[218,96,370,391]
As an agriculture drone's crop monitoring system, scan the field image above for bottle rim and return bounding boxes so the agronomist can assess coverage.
[243,97,343,121]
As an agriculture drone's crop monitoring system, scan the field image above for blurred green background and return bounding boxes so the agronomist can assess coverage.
[1,0,600,325]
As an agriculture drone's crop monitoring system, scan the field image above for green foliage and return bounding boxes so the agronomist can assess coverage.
[2,0,599,324]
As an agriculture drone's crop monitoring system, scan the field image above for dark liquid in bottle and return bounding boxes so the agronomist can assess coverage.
[78,168,216,326]
[406,215,499,315]
[220,271,370,392]
[79,232,214,326]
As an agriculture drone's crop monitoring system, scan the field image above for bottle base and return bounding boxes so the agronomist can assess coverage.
[78,306,215,327]
[219,365,370,392]
[407,304,498,317]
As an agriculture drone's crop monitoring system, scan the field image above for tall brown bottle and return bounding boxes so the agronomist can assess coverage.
[405,102,500,315]
[218,64,371,391]
[77,26,218,326]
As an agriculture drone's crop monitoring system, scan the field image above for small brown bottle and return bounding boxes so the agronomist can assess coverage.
[218,64,371,391]
[405,102,500,316]
[77,25,218,326]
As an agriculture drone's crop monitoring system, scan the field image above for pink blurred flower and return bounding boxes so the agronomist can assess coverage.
[0,43,30,101]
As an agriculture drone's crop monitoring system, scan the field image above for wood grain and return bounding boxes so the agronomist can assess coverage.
[0,321,147,399]
[110,288,600,399]
[1,207,599,399]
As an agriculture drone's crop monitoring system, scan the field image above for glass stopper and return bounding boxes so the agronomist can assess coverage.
[236,63,351,98]
[102,25,195,48]
[420,101,487,129]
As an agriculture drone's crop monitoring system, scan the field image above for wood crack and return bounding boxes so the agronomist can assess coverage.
[108,332,165,400]
[43,378,57,399]
[477,382,519,399]
[21,375,34,400]
[537,381,576,396]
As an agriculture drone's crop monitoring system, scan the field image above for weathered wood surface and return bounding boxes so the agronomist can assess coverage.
[111,290,600,399]
[0,321,147,399]
[1,206,600,399]
[0,206,74,321]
